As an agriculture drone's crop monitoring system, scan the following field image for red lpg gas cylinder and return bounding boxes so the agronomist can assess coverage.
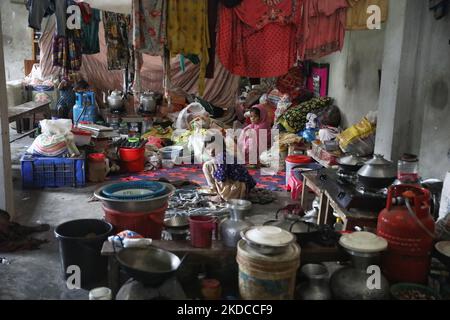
[377,185,435,284]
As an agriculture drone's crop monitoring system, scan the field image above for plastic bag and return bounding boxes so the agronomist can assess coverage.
[27,119,79,156]
[175,102,210,130]
[319,127,341,142]
[336,116,376,156]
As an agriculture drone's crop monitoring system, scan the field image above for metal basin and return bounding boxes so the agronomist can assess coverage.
[94,182,175,212]
[116,247,182,287]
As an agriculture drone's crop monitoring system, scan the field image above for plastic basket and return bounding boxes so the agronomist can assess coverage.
[21,153,86,188]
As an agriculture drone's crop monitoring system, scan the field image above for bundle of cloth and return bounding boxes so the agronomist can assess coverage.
[0,210,49,253]
[27,119,79,157]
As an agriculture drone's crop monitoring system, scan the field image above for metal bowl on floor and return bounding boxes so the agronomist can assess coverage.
[94,182,175,212]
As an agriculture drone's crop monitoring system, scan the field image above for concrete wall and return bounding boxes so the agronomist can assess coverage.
[1,1,32,81]
[413,7,450,180]
[319,28,386,128]
[319,1,449,180]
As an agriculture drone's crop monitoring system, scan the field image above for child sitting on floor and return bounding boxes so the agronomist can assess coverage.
[238,104,272,166]
[202,135,256,202]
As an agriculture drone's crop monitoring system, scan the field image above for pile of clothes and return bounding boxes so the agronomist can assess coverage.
[0,210,49,253]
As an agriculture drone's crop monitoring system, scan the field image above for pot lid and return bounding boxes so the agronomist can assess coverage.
[286,155,312,164]
[244,226,294,247]
[435,241,450,258]
[339,231,388,253]
[110,90,123,96]
[338,155,365,166]
[365,154,393,166]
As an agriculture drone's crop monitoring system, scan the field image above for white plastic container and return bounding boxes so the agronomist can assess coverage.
[89,287,112,300]
[162,159,175,169]
[71,128,92,146]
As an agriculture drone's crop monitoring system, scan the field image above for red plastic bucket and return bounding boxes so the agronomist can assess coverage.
[119,147,145,173]
[188,216,218,248]
[103,203,168,239]
[285,155,313,187]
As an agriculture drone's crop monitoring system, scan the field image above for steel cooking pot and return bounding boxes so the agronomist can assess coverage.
[337,155,366,173]
[357,154,397,189]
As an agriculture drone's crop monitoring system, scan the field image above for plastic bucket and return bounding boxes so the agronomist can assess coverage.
[236,240,300,300]
[285,155,313,186]
[103,203,168,239]
[119,147,145,173]
[72,128,92,146]
[188,216,217,248]
[54,219,113,290]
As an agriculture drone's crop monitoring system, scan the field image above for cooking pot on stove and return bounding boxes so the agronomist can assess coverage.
[107,90,125,113]
[337,155,366,173]
[140,91,157,113]
[357,154,397,189]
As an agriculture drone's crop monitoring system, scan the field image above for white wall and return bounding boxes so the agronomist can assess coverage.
[1,1,32,81]
[319,28,386,127]
[413,8,450,180]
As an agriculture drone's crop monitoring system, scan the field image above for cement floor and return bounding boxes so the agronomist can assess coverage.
[1,132,297,300]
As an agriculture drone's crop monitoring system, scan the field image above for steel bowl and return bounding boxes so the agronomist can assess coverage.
[94,182,175,212]
[164,216,189,229]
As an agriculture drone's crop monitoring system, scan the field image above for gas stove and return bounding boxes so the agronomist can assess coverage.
[317,168,388,211]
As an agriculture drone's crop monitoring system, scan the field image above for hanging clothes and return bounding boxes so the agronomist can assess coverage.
[77,2,101,54]
[298,0,349,60]
[217,0,301,78]
[132,0,167,56]
[206,0,219,78]
[167,0,210,96]
[27,0,67,37]
[103,11,132,70]
[346,0,389,30]
[52,29,83,73]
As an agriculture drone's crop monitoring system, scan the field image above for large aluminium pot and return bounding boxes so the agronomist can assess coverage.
[357,154,397,189]
[330,232,390,300]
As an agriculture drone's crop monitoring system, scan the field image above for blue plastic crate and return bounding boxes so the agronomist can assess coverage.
[21,153,86,188]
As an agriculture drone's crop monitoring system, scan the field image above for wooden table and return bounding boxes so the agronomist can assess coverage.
[101,239,345,298]
[8,100,51,142]
[300,171,334,225]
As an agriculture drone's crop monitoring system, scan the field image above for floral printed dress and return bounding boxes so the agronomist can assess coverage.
[132,0,167,56]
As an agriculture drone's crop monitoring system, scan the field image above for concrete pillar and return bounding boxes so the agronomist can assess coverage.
[0,12,15,216]
[375,0,425,161]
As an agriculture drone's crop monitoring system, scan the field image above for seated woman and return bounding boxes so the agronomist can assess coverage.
[202,136,256,202]
[238,104,272,165]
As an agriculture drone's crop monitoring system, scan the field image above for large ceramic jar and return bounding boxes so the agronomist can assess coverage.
[330,232,390,300]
